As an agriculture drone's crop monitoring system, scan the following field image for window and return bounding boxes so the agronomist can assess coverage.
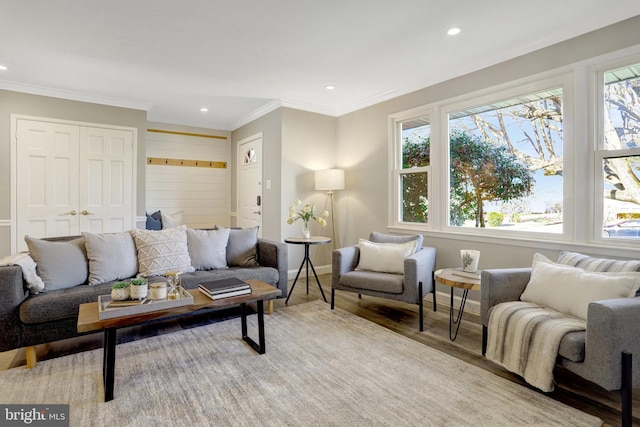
[599,62,640,240]
[390,52,640,251]
[397,117,430,224]
[447,88,564,233]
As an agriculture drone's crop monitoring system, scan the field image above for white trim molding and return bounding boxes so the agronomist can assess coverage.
[0,79,152,111]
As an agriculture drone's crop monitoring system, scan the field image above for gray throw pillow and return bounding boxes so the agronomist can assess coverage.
[220,226,259,267]
[82,231,138,285]
[25,236,89,291]
[187,228,230,270]
[369,231,424,251]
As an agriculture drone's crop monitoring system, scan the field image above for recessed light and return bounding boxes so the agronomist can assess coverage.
[0,65,7,71]
[447,27,461,36]
[200,107,208,112]
[325,85,336,90]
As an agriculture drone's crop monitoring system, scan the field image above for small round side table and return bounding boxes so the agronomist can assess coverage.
[284,236,331,304]
[434,268,481,341]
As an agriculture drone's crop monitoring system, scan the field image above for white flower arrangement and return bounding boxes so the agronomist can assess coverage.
[287,199,329,227]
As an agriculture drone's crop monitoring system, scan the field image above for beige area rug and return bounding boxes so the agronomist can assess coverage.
[0,301,601,427]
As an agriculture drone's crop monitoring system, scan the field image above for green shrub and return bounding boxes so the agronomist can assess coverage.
[487,212,504,227]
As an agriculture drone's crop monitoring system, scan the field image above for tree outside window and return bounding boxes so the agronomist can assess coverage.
[400,120,430,223]
[601,63,640,239]
[448,89,563,232]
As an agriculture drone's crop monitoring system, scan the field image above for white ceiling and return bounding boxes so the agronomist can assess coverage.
[1,1,640,131]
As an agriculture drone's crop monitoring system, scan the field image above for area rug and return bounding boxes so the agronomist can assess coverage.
[0,301,601,426]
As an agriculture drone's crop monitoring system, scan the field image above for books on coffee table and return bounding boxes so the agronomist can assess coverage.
[199,287,252,300]
[198,277,252,300]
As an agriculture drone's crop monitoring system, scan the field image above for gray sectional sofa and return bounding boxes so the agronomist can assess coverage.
[0,226,287,366]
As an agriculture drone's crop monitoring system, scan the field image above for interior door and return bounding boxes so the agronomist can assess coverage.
[16,119,80,251]
[237,134,263,235]
[79,126,134,234]
[14,118,136,252]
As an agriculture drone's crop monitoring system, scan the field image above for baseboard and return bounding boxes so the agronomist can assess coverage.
[293,266,481,315]
[287,264,332,280]
[428,290,480,315]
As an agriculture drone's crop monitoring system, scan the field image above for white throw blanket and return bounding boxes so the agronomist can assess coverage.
[485,301,586,392]
[0,253,44,293]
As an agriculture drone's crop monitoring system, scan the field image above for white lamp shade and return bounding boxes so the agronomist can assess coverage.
[315,169,345,191]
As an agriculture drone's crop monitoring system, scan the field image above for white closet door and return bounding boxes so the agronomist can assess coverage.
[79,126,134,234]
[14,118,136,252]
[16,119,81,251]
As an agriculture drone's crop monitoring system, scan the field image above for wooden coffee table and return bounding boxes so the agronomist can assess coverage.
[77,279,281,402]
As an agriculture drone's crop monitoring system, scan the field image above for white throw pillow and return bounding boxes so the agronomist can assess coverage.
[187,228,230,270]
[521,258,640,320]
[355,239,418,275]
[130,225,195,276]
[161,210,184,229]
[82,231,138,285]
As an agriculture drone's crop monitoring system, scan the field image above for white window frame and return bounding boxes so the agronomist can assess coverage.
[389,106,435,230]
[438,74,575,241]
[592,55,640,246]
[389,46,640,253]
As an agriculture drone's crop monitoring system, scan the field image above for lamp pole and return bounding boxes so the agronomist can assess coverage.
[328,189,339,249]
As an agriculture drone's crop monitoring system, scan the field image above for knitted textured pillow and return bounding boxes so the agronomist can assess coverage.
[131,225,195,276]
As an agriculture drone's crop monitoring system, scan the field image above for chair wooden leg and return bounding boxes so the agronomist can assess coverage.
[25,346,37,369]
[621,351,632,427]
[267,300,273,315]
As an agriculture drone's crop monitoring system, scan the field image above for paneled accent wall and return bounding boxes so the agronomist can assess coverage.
[145,129,230,229]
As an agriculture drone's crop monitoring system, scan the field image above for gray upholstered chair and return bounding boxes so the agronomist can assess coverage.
[330,232,436,331]
[481,251,640,427]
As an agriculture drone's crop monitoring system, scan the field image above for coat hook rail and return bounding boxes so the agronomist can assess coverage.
[147,157,227,168]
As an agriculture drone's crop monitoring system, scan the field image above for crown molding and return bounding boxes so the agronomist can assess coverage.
[0,79,153,111]
[230,99,282,131]
[278,98,337,117]
[231,97,342,131]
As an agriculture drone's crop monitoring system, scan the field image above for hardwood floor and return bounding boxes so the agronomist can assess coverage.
[1,274,637,426]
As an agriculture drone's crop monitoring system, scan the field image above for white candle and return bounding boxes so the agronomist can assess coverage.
[149,282,167,300]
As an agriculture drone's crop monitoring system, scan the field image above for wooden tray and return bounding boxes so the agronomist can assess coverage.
[98,289,194,320]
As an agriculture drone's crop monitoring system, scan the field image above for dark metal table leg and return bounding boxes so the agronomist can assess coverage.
[242,300,266,354]
[307,254,327,302]
[449,288,469,341]
[305,244,310,294]
[285,256,307,304]
[103,328,116,402]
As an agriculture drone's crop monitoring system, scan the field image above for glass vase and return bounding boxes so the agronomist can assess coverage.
[302,222,311,239]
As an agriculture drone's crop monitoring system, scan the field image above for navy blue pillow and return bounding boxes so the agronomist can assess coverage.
[145,210,162,230]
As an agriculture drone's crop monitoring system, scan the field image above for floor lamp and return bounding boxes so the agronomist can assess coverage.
[314,169,345,248]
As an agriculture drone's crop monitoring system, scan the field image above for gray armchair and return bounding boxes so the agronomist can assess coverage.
[330,232,437,331]
[481,253,640,427]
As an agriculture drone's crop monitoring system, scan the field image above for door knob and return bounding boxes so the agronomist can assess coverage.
[59,210,77,216]
[81,210,94,216]
[252,210,261,215]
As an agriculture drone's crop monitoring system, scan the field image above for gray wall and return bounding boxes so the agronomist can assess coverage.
[232,107,337,272]
[0,90,147,257]
[336,15,640,305]
[231,109,283,242]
